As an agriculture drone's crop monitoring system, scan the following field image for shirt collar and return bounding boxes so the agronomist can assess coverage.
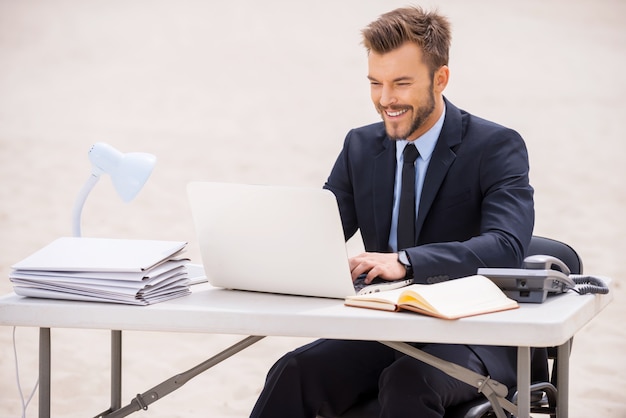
[395,104,446,162]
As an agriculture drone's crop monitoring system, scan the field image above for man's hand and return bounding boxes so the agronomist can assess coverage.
[348,252,407,284]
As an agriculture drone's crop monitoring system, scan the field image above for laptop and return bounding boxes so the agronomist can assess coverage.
[186,182,411,299]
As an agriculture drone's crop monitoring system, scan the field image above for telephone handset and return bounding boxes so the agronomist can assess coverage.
[521,254,576,293]
[523,254,571,274]
[478,255,609,303]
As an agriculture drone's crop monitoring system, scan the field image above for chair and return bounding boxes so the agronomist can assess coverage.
[318,235,583,418]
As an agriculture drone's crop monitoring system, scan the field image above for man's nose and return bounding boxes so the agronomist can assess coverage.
[379,86,397,107]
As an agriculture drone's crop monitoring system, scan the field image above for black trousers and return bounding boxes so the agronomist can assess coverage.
[250,339,517,418]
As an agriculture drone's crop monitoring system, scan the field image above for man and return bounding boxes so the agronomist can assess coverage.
[251,6,543,418]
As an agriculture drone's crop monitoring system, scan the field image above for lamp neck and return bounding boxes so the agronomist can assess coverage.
[72,173,101,237]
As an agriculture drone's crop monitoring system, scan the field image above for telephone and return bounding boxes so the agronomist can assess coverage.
[478,255,609,303]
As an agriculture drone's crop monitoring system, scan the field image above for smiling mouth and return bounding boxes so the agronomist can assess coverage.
[385,108,408,118]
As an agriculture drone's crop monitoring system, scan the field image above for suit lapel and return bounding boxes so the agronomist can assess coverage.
[415,101,463,240]
[373,138,397,251]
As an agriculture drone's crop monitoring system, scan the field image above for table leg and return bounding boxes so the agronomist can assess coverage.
[556,339,571,418]
[111,330,122,411]
[39,327,51,418]
[102,335,265,417]
[516,346,531,418]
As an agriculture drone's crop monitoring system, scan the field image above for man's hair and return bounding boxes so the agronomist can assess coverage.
[362,6,451,74]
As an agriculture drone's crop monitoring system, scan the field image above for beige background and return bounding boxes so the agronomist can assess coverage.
[1,0,624,416]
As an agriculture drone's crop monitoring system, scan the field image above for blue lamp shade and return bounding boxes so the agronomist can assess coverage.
[88,143,157,202]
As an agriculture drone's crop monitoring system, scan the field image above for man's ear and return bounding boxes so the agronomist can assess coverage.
[434,65,450,93]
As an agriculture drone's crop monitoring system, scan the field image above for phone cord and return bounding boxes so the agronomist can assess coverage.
[569,275,610,295]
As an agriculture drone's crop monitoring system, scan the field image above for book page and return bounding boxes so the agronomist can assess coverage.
[345,285,410,310]
[398,275,518,319]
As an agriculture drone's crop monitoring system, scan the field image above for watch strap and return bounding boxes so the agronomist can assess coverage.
[398,250,413,280]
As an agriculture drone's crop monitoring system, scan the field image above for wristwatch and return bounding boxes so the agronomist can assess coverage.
[397,250,413,280]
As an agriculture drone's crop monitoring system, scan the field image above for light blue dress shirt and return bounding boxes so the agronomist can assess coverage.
[388,106,446,252]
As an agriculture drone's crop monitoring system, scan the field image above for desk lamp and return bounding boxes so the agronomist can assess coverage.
[72,142,156,237]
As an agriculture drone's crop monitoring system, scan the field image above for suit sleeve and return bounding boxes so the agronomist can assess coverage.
[323,129,361,242]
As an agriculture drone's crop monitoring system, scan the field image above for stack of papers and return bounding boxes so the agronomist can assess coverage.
[10,237,191,305]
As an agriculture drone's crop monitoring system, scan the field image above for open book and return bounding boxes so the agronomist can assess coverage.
[345,275,518,319]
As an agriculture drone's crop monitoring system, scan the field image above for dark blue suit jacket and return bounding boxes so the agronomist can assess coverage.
[324,98,534,282]
[324,98,542,384]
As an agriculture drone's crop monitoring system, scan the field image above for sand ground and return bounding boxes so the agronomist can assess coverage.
[1,0,624,416]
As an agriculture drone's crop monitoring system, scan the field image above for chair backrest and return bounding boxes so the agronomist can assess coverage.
[526,236,583,274]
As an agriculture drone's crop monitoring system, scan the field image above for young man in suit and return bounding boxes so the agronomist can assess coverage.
[251,6,543,418]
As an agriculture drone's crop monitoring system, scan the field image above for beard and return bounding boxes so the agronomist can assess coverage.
[378,87,436,141]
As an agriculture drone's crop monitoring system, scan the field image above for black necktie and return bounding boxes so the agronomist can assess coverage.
[397,143,419,250]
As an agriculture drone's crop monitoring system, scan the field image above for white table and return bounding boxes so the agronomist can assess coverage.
[0,280,612,418]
